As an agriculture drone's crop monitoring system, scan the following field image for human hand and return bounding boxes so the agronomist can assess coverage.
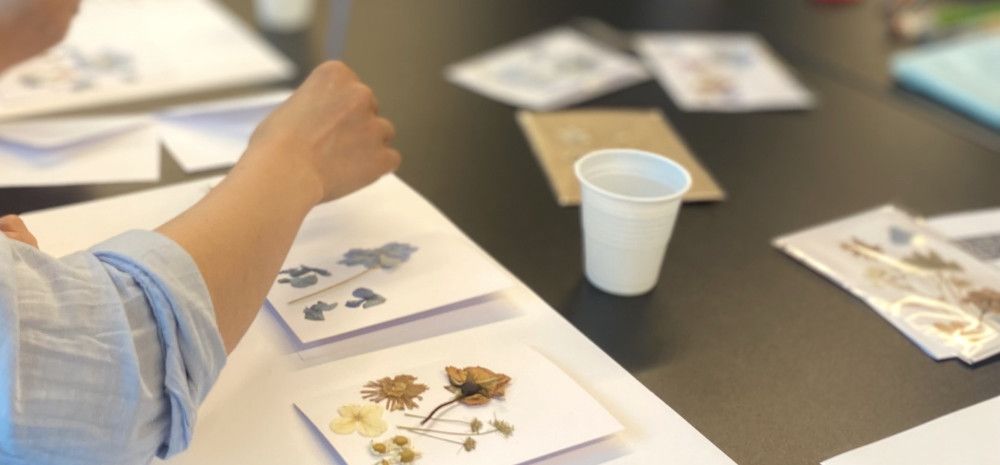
[245,61,400,204]
[0,215,38,248]
[0,0,81,73]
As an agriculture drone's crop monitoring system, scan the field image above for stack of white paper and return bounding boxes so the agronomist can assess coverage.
[0,114,159,187]
[157,90,292,172]
[20,175,737,465]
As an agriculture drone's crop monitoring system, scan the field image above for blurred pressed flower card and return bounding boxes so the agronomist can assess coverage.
[263,176,513,344]
[634,32,814,112]
[293,343,623,465]
[445,27,649,110]
[774,205,1000,364]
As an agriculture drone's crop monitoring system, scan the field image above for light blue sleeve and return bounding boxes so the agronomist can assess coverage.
[0,230,226,465]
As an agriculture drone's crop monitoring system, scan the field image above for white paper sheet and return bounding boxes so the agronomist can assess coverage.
[445,27,649,110]
[0,0,295,121]
[0,114,159,187]
[270,230,513,344]
[295,343,623,465]
[156,90,291,172]
[20,175,737,465]
[929,207,1000,267]
[823,395,1000,465]
[634,32,814,112]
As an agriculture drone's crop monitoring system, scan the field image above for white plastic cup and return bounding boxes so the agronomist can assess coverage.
[253,0,316,32]
[574,149,692,296]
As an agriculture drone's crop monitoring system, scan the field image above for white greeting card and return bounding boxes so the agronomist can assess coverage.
[774,205,1000,364]
[445,27,649,110]
[634,32,814,112]
[294,343,624,465]
[0,114,159,187]
[265,177,513,344]
[0,0,294,121]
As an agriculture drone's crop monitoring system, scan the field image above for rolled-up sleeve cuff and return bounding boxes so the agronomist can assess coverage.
[90,230,226,458]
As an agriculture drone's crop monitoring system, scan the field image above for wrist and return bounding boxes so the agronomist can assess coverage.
[235,146,325,209]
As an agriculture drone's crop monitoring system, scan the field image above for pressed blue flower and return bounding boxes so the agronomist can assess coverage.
[346,287,386,309]
[339,243,418,270]
[363,295,386,309]
[353,287,376,299]
[303,300,337,321]
[889,226,913,245]
[278,265,331,288]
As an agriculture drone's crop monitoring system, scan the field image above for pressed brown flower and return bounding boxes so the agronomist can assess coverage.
[962,287,1000,319]
[933,321,967,334]
[444,366,512,405]
[361,374,429,411]
[421,366,512,424]
[469,417,483,433]
[902,249,962,271]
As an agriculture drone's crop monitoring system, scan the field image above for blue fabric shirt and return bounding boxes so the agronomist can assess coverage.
[0,230,226,465]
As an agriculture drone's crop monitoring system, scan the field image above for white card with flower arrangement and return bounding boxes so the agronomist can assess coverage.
[293,343,624,465]
[263,175,514,345]
[774,205,1000,364]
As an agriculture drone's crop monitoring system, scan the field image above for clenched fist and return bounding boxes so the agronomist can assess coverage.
[245,61,401,204]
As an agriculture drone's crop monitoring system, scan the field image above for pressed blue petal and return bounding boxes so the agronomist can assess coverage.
[352,287,376,299]
[289,274,319,288]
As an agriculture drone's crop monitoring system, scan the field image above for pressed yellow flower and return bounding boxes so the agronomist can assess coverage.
[361,374,429,411]
[399,447,420,463]
[371,441,388,454]
[329,403,388,437]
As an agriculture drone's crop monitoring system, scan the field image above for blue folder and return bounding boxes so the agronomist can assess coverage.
[892,33,1000,130]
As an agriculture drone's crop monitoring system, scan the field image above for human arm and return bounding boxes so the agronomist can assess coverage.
[0,0,80,73]
[157,61,400,352]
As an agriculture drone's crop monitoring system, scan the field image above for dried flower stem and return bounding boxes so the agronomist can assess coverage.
[397,426,501,437]
[420,397,463,425]
[403,413,468,425]
[288,268,375,305]
[404,428,466,446]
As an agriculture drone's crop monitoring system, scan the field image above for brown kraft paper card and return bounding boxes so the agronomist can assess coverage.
[517,108,725,205]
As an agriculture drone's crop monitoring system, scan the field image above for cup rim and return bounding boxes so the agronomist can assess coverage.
[574,148,693,204]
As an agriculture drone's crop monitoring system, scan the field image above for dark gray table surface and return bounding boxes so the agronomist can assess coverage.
[2,1,999,464]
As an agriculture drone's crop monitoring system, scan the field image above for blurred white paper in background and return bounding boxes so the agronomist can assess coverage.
[445,27,649,110]
[0,0,295,121]
[822,395,1000,465]
[0,114,159,187]
[929,208,1000,267]
[156,89,292,172]
[634,32,814,112]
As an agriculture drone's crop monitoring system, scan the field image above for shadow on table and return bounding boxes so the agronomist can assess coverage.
[560,279,675,372]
